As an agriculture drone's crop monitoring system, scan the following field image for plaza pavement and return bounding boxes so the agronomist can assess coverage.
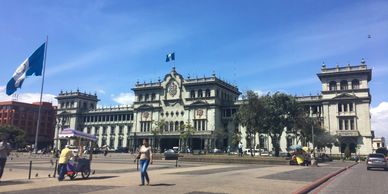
[0,153,355,194]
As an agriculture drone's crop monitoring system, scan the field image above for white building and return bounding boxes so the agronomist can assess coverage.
[372,137,386,152]
[54,61,373,155]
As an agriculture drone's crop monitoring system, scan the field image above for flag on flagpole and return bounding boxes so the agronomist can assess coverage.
[166,52,175,62]
[6,43,46,95]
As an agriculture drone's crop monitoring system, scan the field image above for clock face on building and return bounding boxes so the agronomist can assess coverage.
[168,82,178,97]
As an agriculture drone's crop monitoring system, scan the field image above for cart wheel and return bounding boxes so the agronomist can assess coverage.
[68,173,77,180]
[82,169,91,179]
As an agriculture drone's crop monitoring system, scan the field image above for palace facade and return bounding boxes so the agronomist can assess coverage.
[54,61,373,155]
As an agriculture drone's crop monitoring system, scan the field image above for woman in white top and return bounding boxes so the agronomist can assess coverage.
[137,139,153,186]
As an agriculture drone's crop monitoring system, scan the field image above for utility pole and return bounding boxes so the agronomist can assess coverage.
[312,125,315,158]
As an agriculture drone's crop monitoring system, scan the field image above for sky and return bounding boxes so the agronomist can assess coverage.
[0,0,387,138]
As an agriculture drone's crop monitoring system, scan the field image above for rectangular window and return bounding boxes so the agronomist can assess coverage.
[344,104,348,112]
[344,120,349,130]
[349,103,353,112]
[339,119,343,130]
[350,119,355,130]
[338,104,342,112]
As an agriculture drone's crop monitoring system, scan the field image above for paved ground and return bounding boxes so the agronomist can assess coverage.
[0,154,355,194]
[314,162,388,194]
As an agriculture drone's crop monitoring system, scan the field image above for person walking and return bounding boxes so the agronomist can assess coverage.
[137,139,153,186]
[0,137,11,183]
[238,142,243,157]
[57,145,73,181]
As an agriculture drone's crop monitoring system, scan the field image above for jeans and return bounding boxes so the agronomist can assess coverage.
[58,163,67,181]
[140,159,150,185]
[0,158,6,178]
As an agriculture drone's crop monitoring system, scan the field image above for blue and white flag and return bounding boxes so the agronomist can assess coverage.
[166,52,175,62]
[6,43,46,95]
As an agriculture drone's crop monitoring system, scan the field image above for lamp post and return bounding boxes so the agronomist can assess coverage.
[55,111,67,150]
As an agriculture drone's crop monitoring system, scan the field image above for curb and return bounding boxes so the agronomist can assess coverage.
[292,162,358,194]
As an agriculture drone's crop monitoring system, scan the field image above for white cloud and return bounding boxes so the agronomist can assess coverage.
[371,102,388,139]
[112,92,135,105]
[0,85,57,105]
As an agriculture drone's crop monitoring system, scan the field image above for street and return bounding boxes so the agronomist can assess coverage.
[314,162,388,194]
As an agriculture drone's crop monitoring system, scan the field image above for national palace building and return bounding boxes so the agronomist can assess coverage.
[54,60,373,155]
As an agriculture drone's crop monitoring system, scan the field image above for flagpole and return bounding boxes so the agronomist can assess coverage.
[172,51,175,69]
[33,36,48,153]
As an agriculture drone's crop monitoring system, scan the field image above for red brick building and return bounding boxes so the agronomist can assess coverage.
[0,101,56,148]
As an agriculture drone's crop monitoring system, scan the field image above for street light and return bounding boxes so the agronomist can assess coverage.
[56,111,68,150]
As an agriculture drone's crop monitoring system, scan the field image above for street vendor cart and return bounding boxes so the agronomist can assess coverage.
[58,128,97,180]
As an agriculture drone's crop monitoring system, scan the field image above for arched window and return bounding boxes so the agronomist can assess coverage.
[164,121,168,131]
[175,121,179,131]
[352,79,360,89]
[198,89,203,97]
[180,121,184,131]
[329,81,337,91]
[340,80,348,90]
[190,90,195,98]
[205,89,211,97]
[169,121,174,132]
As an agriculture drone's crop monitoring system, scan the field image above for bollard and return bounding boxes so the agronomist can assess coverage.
[28,161,32,179]
[176,158,178,167]
[136,159,139,171]
[53,160,58,178]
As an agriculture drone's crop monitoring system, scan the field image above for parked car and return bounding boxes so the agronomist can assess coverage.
[375,147,388,159]
[244,149,269,156]
[366,153,387,170]
[164,149,179,160]
[115,147,129,153]
[210,148,223,154]
[316,153,333,162]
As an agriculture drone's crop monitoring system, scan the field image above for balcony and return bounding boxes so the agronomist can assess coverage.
[336,130,359,137]
[338,111,356,117]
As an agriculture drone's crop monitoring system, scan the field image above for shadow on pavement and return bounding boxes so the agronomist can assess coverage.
[0,180,29,186]
[185,192,227,194]
[149,183,176,186]
[70,175,119,181]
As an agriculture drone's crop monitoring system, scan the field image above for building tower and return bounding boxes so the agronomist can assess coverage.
[53,90,99,149]
[318,60,372,155]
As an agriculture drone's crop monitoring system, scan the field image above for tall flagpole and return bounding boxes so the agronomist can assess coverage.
[173,51,176,69]
[33,36,48,153]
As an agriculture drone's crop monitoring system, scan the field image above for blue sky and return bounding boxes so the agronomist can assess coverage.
[0,0,387,137]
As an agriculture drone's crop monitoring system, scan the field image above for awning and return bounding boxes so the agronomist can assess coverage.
[59,128,97,141]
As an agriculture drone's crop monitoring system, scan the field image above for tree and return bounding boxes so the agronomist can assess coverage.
[152,120,167,152]
[314,130,337,151]
[234,90,266,157]
[0,125,26,148]
[231,131,242,148]
[262,93,298,157]
[179,122,195,152]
